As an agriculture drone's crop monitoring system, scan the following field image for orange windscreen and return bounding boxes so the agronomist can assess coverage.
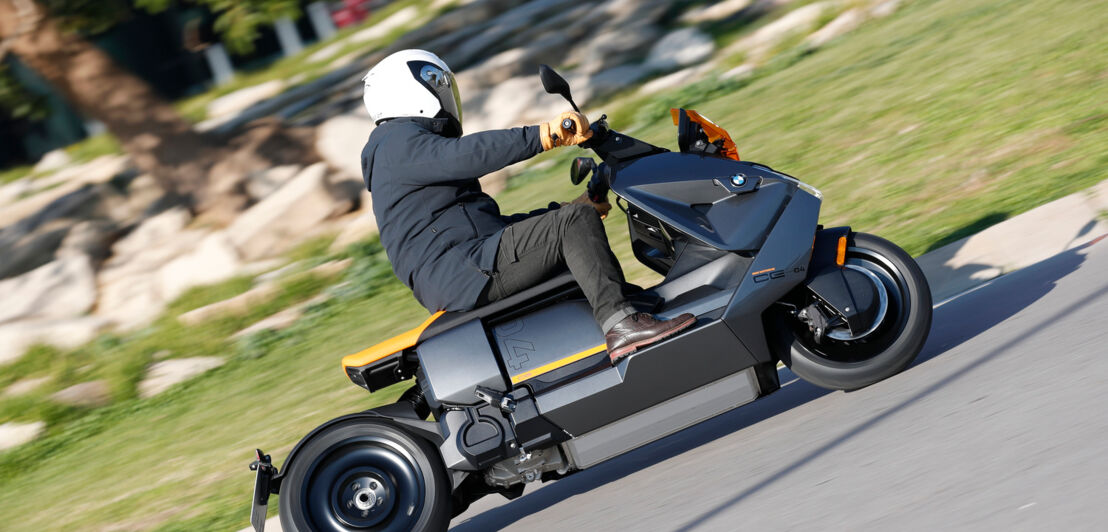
[670,108,740,161]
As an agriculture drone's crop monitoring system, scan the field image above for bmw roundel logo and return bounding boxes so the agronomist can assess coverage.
[731,174,747,186]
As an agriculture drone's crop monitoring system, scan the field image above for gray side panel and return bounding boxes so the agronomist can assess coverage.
[535,319,758,435]
[492,301,605,383]
[652,252,750,300]
[563,369,760,469]
[418,319,506,406]
[723,190,821,362]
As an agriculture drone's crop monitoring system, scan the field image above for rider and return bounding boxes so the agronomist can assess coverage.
[359,49,694,363]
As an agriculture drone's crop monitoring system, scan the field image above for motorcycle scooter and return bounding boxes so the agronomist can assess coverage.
[248,65,933,531]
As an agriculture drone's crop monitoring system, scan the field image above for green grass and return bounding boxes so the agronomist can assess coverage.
[0,163,34,185]
[2,0,1107,529]
[617,0,1108,256]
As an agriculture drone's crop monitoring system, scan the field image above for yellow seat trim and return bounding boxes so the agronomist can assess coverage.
[342,311,445,369]
[510,344,607,384]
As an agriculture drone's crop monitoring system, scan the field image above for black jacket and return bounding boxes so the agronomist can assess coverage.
[361,117,555,312]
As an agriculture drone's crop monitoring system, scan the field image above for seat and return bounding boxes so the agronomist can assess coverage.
[341,310,445,370]
[420,271,580,340]
[341,271,580,372]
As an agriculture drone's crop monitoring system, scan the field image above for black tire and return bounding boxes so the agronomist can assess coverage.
[770,232,932,390]
[278,419,451,532]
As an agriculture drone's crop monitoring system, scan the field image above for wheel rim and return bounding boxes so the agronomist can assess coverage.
[304,436,425,531]
[791,245,912,363]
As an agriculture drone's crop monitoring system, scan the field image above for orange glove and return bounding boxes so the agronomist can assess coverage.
[540,111,593,151]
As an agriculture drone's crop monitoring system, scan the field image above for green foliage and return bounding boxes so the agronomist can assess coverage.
[136,0,302,55]
[0,163,34,184]
[39,0,132,34]
[286,234,337,264]
[62,132,121,162]
[0,63,48,121]
[331,238,396,301]
[165,275,255,316]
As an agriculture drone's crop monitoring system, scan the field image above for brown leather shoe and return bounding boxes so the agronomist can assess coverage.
[606,312,696,364]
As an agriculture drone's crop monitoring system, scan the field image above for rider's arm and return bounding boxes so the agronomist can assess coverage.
[385,126,543,185]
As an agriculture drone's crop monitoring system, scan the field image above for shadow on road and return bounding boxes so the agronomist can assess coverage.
[451,238,1101,532]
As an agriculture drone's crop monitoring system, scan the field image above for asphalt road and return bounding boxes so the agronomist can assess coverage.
[451,235,1108,531]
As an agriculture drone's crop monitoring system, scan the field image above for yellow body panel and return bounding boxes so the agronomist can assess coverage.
[510,344,607,384]
[341,311,445,369]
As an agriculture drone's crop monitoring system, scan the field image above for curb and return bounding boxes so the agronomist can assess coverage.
[916,179,1108,302]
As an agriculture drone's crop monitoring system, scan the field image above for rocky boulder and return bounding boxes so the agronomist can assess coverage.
[56,220,119,267]
[0,316,110,365]
[95,208,207,330]
[443,0,579,68]
[32,149,71,173]
[350,6,421,43]
[645,28,716,72]
[568,22,661,74]
[3,376,50,397]
[230,293,330,340]
[0,178,31,208]
[681,0,757,23]
[207,80,286,119]
[725,1,831,61]
[246,165,301,202]
[316,114,374,181]
[0,421,46,452]
[0,176,128,279]
[640,64,714,95]
[157,231,243,303]
[177,282,281,326]
[226,163,355,261]
[580,64,651,101]
[50,380,112,408]
[0,255,96,325]
[806,8,866,48]
[137,357,225,399]
[0,220,70,280]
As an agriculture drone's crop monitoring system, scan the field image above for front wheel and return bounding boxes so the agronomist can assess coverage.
[769,232,932,390]
[278,419,451,532]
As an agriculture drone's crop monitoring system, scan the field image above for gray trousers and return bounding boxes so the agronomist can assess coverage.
[476,203,635,331]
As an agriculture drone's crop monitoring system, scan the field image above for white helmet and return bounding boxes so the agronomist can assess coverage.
[362,49,462,136]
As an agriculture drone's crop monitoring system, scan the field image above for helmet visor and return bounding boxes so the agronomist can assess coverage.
[417,64,462,126]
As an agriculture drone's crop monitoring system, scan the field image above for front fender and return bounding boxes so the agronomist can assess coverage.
[802,228,881,335]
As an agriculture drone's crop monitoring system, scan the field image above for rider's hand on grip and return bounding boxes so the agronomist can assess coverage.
[564,191,611,219]
[540,111,592,150]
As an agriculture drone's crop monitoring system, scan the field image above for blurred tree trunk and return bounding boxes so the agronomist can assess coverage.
[0,0,317,220]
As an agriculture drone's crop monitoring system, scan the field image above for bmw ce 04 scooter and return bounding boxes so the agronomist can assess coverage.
[247,65,933,532]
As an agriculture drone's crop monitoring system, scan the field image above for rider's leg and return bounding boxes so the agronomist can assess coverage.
[478,203,634,329]
[479,204,695,363]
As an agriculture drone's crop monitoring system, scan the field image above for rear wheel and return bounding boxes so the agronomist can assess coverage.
[278,419,451,532]
[769,232,932,390]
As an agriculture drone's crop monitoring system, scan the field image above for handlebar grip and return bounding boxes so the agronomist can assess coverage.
[587,173,610,204]
[562,118,575,133]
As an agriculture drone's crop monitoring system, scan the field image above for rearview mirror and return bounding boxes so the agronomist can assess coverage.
[570,157,595,185]
[539,64,580,113]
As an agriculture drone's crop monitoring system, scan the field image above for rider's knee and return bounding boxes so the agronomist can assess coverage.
[559,203,599,231]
